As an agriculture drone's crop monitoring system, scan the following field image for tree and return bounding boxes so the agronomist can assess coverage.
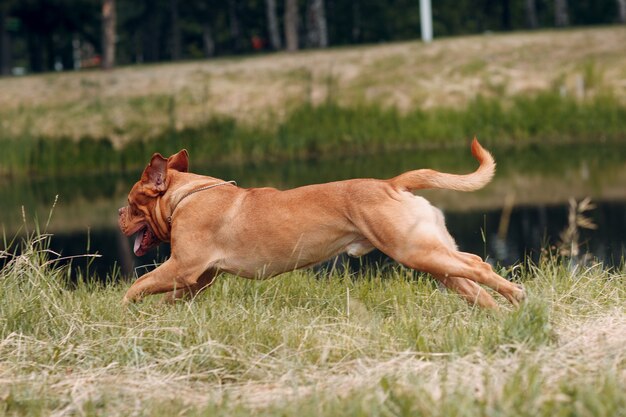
[618,0,626,23]
[525,0,538,28]
[0,9,11,75]
[306,0,328,48]
[102,0,115,69]
[202,21,215,57]
[5,0,626,72]
[351,0,361,41]
[183,0,218,58]
[265,0,282,50]
[500,0,511,30]
[554,0,570,26]
[170,0,181,60]
[285,0,298,51]
[228,0,242,52]
[144,0,165,62]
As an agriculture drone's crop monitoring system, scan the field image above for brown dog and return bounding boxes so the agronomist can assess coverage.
[118,139,525,308]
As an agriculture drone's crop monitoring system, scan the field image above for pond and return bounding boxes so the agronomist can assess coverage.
[1,142,626,278]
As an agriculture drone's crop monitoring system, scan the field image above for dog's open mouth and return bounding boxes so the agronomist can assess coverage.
[133,225,158,256]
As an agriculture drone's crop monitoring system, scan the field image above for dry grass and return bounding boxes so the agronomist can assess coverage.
[9,313,620,414]
[1,27,625,146]
[3,313,623,415]
[0,232,624,416]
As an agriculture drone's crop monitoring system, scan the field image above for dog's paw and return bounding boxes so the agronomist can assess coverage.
[508,284,526,307]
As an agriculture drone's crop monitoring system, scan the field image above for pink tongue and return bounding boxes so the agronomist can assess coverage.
[134,231,143,254]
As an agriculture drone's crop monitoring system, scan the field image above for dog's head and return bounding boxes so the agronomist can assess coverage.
[118,150,189,256]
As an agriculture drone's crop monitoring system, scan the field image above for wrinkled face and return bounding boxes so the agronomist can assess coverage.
[118,150,189,256]
[118,182,162,256]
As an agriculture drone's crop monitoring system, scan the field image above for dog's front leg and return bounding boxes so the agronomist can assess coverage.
[161,269,219,303]
[123,259,205,304]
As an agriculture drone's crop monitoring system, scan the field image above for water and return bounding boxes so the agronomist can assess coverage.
[2,142,626,278]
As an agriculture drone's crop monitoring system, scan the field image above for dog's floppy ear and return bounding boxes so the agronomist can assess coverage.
[141,153,168,193]
[167,149,189,173]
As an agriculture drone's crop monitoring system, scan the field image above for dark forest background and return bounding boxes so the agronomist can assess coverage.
[0,0,625,74]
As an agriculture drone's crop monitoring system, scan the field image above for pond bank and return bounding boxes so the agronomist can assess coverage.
[1,93,626,178]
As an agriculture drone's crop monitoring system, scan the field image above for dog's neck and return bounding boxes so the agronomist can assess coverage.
[151,197,171,241]
[163,172,236,230]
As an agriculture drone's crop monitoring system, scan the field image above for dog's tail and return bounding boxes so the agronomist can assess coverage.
[389,138,495,192]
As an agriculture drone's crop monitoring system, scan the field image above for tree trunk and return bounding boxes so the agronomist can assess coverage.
[146,2,160,62]
[618,0,626,23]
[306,0,328,48]
[554,0,569,27]
[72,35,81,69]
[133,30,143,63]
[27,32,43,72]
[0,11,11,75]
[102,0,116,69]
[284,0,298,51]
[352,0,361,42]
[170,0,181,60]
[265,0,282,50]
[45,32,55,71]
[525,0,538,28]
[501,0,511,30]
[317,0,328,47]
[228,0,242,52]
[202,22,215,57]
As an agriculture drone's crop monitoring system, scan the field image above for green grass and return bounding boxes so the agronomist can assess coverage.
[1,92,626,178]
[1,233,624,416]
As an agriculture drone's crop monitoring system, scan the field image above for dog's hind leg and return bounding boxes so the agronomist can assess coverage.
[371,226,524,305]
[428,211,500,308]
[401,244,525,306]
[435,275,498,309]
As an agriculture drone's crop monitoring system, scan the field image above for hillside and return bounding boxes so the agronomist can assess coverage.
[1,27,625,146]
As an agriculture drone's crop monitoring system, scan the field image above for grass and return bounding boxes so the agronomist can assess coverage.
[0,232,624,416]
[2,92,626,178]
